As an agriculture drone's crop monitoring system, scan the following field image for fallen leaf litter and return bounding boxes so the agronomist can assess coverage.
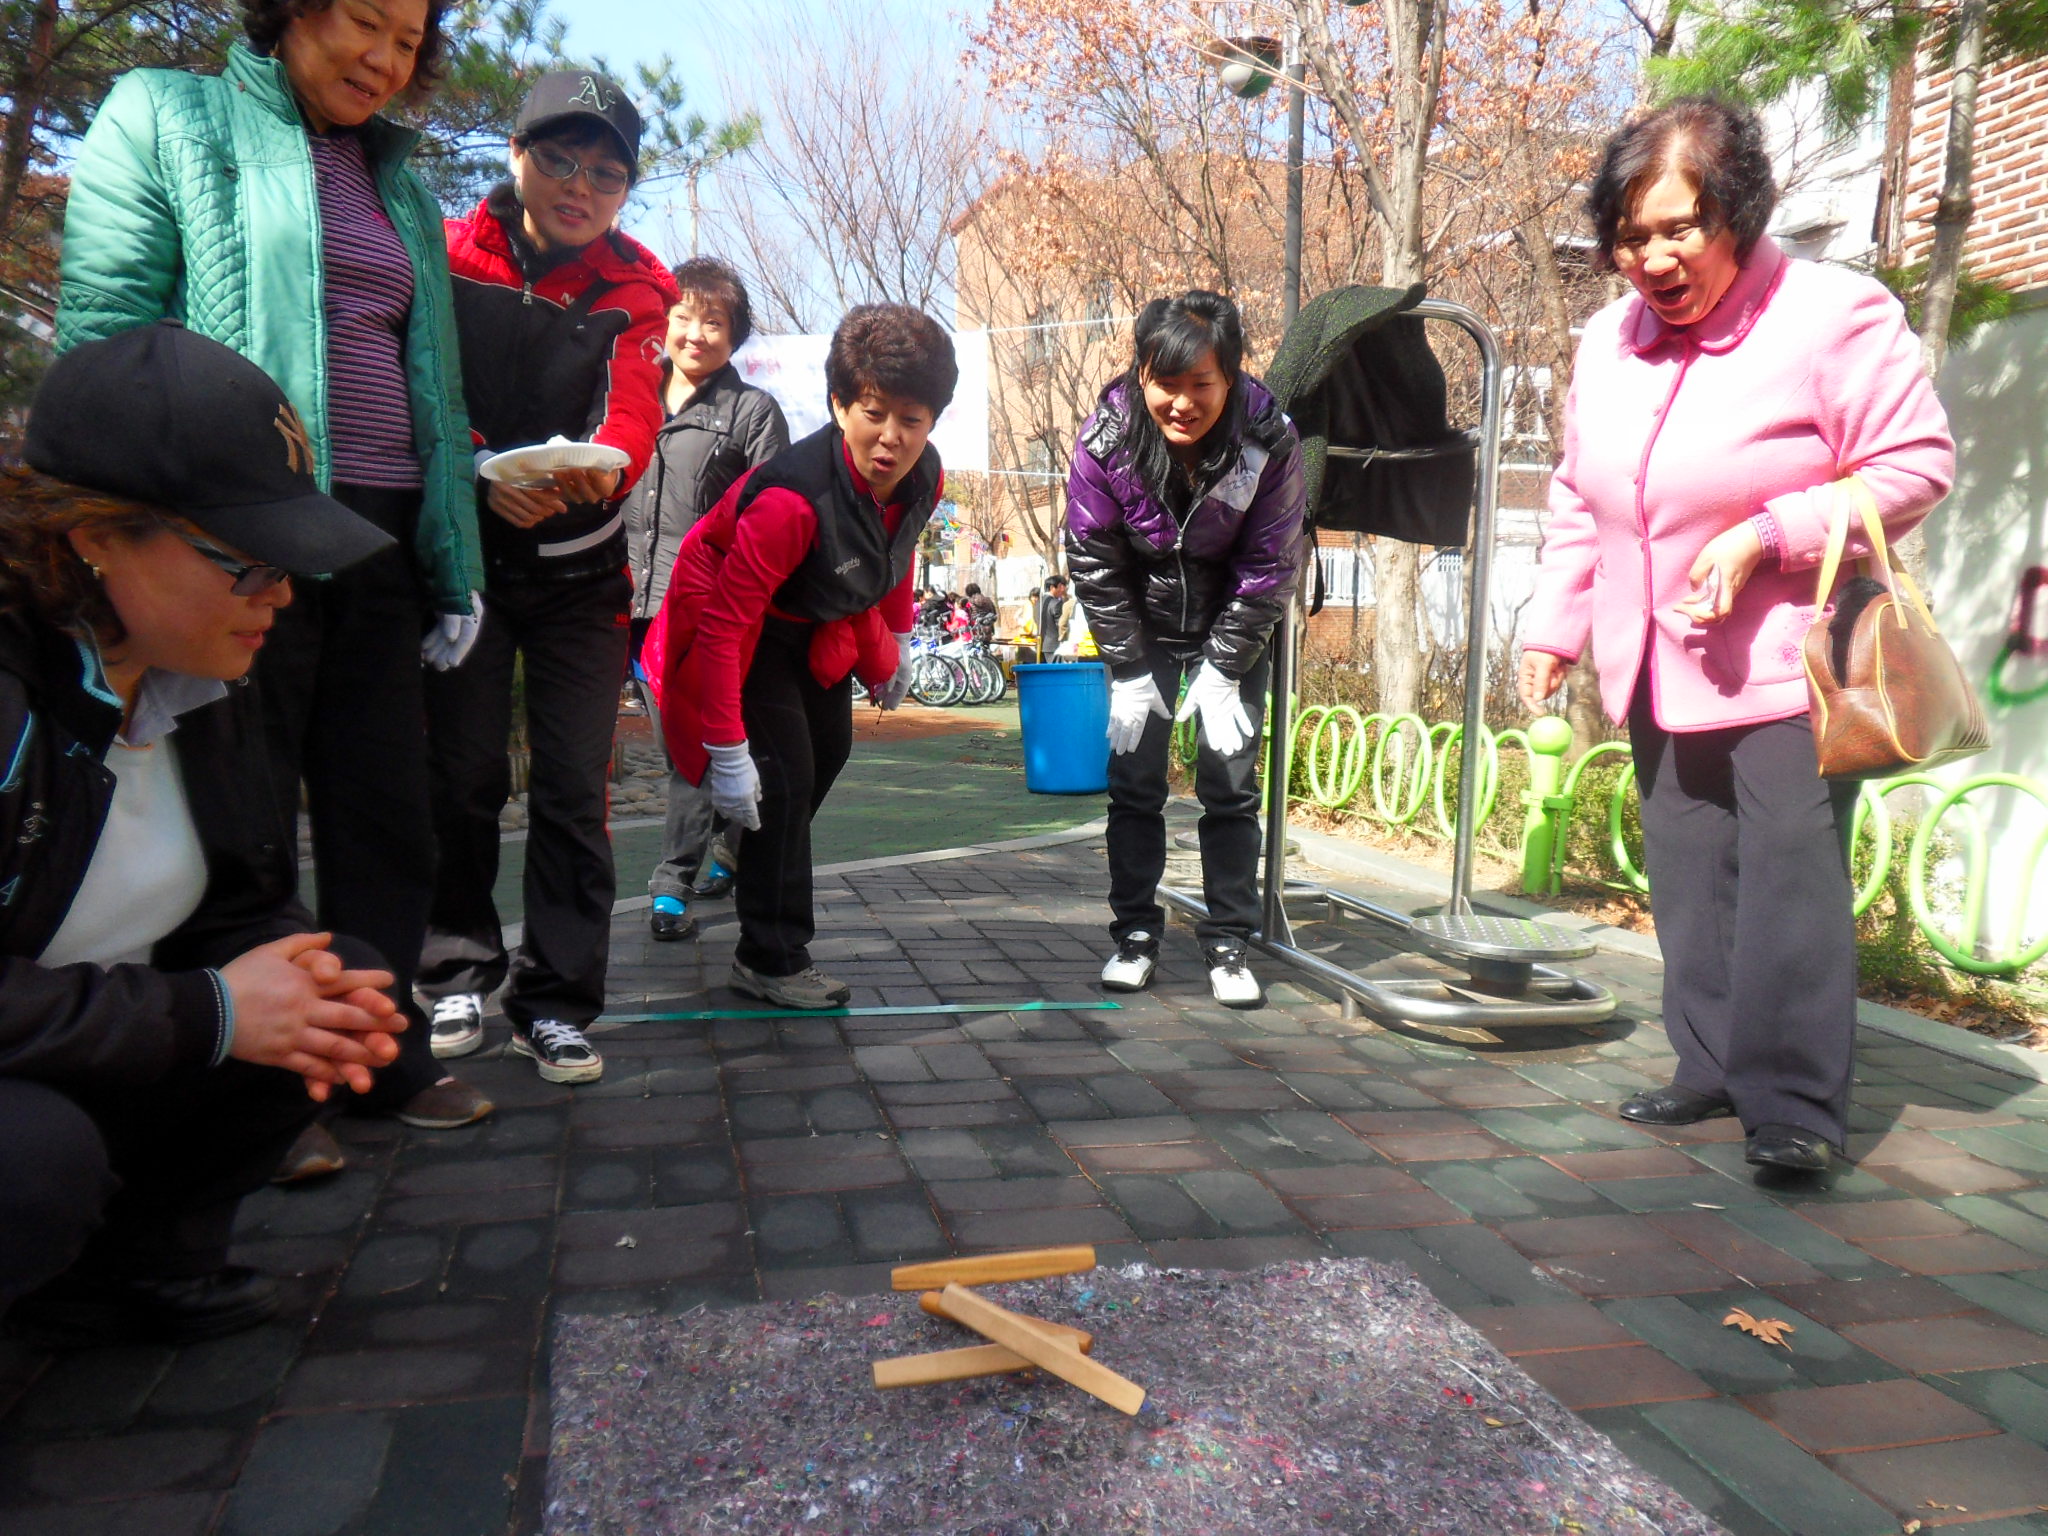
[545,1256,1717,1535]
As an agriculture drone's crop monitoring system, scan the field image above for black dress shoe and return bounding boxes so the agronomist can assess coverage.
[648,896,696,942]
[1746,1123,1834,1174]
[1618,1085,1736,1125]
[10,1266,278,1346]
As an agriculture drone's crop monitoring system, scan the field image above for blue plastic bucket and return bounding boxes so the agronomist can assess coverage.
[1014,662,1110,794]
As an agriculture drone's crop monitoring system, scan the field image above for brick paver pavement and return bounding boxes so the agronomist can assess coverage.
[10,815,2048,1534]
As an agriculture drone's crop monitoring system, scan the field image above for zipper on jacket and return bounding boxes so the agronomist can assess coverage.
[522,280,534,307]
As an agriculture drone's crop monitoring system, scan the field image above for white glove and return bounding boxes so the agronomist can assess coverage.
[1174,661,1254,756]
[1106,673,1170,755]
[873,633,916,710]
[704,741,762,830]
[423,592,484,671]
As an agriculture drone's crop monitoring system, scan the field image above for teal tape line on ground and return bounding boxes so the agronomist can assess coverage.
[598,1000,1124,1024]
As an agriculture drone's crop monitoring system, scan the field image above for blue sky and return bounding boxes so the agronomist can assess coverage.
[550,0,981,251]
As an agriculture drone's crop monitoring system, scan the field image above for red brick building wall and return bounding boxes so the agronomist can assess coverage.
[1899,51,2048,291]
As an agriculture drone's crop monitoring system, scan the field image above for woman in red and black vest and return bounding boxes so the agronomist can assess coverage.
[654,306,956,1008]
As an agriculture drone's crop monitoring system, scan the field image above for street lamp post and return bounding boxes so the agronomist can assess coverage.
[1208,11,1305,326]
[1209,7,1310,939]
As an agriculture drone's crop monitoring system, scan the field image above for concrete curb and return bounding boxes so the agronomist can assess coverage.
[1283,820,2048,1087]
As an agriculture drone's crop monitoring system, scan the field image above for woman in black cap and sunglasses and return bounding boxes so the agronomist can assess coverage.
[0,323,409,1344]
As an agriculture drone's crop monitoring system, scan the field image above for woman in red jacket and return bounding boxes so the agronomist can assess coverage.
[655,306,955,1008]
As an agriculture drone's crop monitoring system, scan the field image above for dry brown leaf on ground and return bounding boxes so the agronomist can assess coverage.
[1722,1308,1796,1347]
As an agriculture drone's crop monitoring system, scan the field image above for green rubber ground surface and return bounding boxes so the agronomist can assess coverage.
[495,701,1104,923]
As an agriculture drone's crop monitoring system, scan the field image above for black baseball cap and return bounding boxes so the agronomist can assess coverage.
[515,70,641,171]
[24,322,395,575]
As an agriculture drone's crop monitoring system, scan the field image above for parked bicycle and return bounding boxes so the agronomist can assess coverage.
[900,620,1008,707]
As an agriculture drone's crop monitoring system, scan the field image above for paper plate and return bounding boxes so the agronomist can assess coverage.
[479,439,631,486]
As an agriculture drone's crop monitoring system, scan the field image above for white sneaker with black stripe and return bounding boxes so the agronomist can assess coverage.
[1100,931,1159,992]
[428,993,485,1059]
[508,1018,603,1083]
[1205,942,1265,1010]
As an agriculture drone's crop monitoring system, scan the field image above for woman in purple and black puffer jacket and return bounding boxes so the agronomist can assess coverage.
[1064,290,1306,1011]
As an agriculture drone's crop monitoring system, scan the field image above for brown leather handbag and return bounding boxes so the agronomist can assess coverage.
[1801,476,1990,780]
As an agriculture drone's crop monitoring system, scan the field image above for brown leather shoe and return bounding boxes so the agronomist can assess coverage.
[271,1121,347,1183]
[394,1076,495,1130]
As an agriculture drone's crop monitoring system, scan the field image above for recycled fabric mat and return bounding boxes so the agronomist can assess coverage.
[546,1258,1719,1535]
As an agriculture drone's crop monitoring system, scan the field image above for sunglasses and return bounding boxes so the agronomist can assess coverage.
[525,141,632,196]
[161,521,292,596]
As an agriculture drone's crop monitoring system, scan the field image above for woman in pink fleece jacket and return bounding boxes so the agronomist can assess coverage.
[1519,98,1953,1174]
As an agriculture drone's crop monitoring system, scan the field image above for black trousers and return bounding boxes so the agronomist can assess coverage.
[419,571,632,1027]
[256,483,438,1107]
[734,619,854,975]
[1629,676,1861,1147]
[1106,648,1270,948]
[0,1065,316,1312]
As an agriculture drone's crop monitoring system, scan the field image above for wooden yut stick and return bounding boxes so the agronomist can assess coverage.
[890,1246,1095,1292]
[936,1283,1146,1416]
[873,1333,1095,1390]
[917,1292,1092,1349]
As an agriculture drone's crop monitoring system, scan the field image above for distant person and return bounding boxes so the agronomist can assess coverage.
[1519,97,1953,1175]
[56,0,491,1139]
[1,327,405,1341]
[964,582,997,646]
[655,306,954,1007]
[1066,290,1305,1008]
[1037,576,1069,661]
[626,258,790,940]
[418,71,679,1085]
[1021,585,1043,661]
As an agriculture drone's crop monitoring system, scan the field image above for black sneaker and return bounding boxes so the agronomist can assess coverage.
[1204,941,1265,1009]
[428,992,485,1058]
[1100,931,1159,992]
[508,1018,603,1084]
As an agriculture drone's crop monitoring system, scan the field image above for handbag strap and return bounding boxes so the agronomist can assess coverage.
[1811,475,1940,629]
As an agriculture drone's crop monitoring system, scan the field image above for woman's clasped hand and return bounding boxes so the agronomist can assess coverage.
[222,933,404,1100]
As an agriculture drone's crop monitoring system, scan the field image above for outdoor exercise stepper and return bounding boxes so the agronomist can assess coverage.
[1155,293,1616,1033]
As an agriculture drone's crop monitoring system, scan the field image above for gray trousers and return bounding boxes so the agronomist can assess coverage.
[632,628,731,900]
[651,762,720,900]
[1628,676,1861,1148]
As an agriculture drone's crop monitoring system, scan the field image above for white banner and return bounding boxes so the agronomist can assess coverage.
[731,328,990,475]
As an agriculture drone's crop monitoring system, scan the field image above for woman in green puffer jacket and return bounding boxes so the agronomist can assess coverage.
[57,0,493,1145]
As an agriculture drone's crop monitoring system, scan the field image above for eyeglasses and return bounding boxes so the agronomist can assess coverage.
[161,521,291,596]
[525,141,632,196]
